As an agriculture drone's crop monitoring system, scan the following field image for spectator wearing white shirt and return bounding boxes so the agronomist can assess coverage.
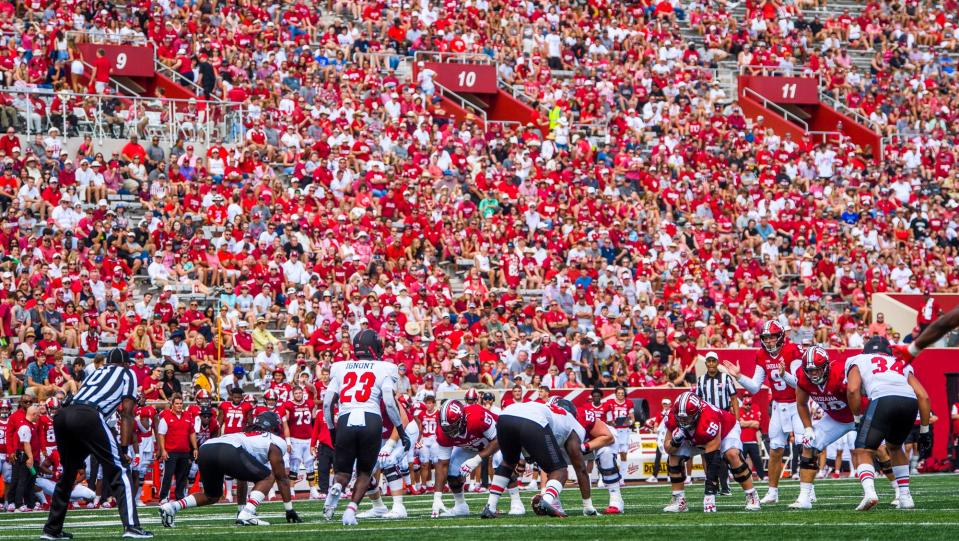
[255,343,282,388]
[281,252,308,285]
[161,329,193,374]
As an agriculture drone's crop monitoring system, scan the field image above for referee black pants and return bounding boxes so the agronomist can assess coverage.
[158,453,193,501]
[44,405,140,535]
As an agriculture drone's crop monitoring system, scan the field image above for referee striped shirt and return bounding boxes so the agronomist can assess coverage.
[71,364,139,416]
[696,371,737,411]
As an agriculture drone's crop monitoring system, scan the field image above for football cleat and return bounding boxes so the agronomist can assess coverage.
[356,505,388,518]
[309,487,322,500]
[534,496,567,518]
[788,499,812,510]
[703,495,717,513]
[384,505,408,519]
[897,493,915,510]
[856,496,879,512]
[323,506,337,521]
[508,498,526,516]
[663,495,688,513]
[760,492,779,504]
[604,506,623,514]
[40,531,74,540]
[158,505,176,528]
[480,505,498,519]
[891,498,901,508]
[583,506,599,516]
[342,511,358,526]
[121,527,154,539]
[645,475,658,483]
[745,492,761,511]
[235,516,270,526]
[440,503,470,517]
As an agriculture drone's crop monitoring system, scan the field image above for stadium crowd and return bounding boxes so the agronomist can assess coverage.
[0,0,956,407]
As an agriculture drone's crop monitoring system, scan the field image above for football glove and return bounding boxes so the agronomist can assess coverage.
[460,455,482,477]
[917,426,933,459]
[800,427,816,448]
[891,344,917,365]
[670,427,687,448]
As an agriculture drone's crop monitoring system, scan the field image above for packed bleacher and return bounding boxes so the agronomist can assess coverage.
[0,0,957,406]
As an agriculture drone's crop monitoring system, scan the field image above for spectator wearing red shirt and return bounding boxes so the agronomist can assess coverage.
[91,48,112,93]
[156,394,197,501]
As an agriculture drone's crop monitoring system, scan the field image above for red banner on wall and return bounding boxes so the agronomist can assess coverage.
[77,43,156,78]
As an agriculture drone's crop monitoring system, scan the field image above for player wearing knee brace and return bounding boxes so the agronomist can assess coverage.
[662,392,760,513]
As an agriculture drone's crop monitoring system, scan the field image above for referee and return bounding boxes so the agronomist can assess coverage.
[696,351,739,495]
[42,348,153,540]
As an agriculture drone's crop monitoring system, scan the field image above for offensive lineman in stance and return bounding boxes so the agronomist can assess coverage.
[662,392,760,513]
[322,330,410,526]
[158,412,302,527]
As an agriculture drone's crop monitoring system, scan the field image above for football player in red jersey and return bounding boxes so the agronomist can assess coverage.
[723,319,804,503]
[601,386,634,484]
[662,392,760,513]
[39,397,59,459]
[431,399,523,518]
[286,386,321,500]
[218,387,253,436]
[186,389,214,419]
[415,395,440,492]
[135,395,158,505]
[787,346,858,508]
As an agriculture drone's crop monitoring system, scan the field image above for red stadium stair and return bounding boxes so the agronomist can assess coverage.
[76,41,200,101]
[412,53,543,132]
[737,67,881,161]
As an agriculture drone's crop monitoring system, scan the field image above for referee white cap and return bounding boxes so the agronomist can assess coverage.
[704,351,719,361]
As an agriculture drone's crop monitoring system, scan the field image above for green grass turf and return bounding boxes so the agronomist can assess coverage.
[2,474,959,540]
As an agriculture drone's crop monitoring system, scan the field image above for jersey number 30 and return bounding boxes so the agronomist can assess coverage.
[341,371,376,403]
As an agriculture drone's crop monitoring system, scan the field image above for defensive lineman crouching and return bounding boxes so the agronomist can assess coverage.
[158,412,302,527]
[662,392,760,513]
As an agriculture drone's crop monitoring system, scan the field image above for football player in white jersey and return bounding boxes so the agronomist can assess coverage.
[157,412,302,527]
[485,401,592,518]
[322,330,410,526]
[846,336,932,511]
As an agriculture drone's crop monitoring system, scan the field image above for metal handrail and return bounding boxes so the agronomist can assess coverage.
[413,51,493,65]
[739,64,822,86]
[819,92,872,127]
[80,59,144,97]
[741,87,809,131]
[154,58,215,101]
[65,30,149,46]
[4,86,247,144]
[433,81,488,124]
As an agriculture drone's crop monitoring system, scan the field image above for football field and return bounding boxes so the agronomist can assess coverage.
[3,474,959,540]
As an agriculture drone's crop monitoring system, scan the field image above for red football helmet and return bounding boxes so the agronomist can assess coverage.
[0,399,11,418]
[439,399,467,438]
[802,345,830,386]
[759,320,786,357]
[464,388,479,404]
[243,394,257,405]
[263,389,278,403]
[46,397,61,411]
[673,392,703,431]
[194,389,211,403]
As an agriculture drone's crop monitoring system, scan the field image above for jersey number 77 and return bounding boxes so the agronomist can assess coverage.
[341,371,376,403]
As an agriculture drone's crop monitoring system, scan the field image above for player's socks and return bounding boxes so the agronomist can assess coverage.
[225,479,234,498]
[388,479,404,505]
[892,465,911,495]
[452,491,467,506]
[170,496,197,512]
[856,464,877,498]
[370,497,387,510]
[542,480,563,505]
[673,490,685,498]
[486,475,510,508]
[241,490,265,516]
[798,482,813,501]
[343,502,358,525]
[508,487,521,504]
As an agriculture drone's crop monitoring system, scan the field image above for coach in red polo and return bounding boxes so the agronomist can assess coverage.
[156,394,197,502]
